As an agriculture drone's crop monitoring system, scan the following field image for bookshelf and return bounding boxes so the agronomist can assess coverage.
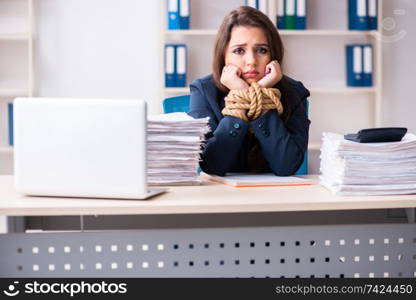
[164,29,380,37]
[160,0,383,173]
[166,86,378,95]
[0,0,34,172]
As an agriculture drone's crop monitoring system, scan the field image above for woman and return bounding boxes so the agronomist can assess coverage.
[188,6,310,176]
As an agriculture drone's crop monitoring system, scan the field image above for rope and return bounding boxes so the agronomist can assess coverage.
[222,82,283,121]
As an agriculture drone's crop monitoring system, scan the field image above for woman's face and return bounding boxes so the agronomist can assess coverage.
[224,25,271,84]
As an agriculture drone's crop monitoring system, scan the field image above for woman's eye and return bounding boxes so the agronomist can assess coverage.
[257,47,269,54]
[233,48,244,55]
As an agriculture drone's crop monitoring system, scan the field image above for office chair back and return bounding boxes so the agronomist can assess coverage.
[162,95,308,175]
[295,100,309,175]
[163,95,190,113]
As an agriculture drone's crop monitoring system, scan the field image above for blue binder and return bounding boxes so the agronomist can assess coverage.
[346,45,364,87]
[167,0,180,30]
[165,44,176,87]
[295,0,306,30]
[362,45,373,87]
[348,0,368,30]
[368,0,378,30]
[276,0,285,29]
[175,44,187,87]
[8,103,13,146]
[179,0,190,30]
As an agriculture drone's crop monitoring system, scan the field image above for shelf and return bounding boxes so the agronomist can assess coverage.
[279,30,379,37]
[164,87,376,95]
[0,80,30,97]
[0,146,13,154]
[0,88,29,97]
[165,29,217,36]
[0,32,30,40]
[310,87,377,94]
[164,29,379,37]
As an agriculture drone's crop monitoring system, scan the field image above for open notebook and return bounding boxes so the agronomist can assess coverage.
[200,172,312,188]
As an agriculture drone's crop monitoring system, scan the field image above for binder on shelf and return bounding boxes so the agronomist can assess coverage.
[284,0,296,30]
[295,0,306,30]
[348,0,368,30]
[179,0,190,30]
[246,0,257,9]
[165,44,176,87]
[363,45,373,87]
[368,0,378,30]
[176,44,187,87]
[346,45,364,87]
[167,0,180,30]
[257,0,268,14]
[8,103,13,146]
[245,0,267,14]
[276,0,285,29]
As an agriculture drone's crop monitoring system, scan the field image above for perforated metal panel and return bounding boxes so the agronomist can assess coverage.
[1,224,415,278]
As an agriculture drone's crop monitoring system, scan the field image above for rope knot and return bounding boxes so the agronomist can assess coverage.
[222,82,283,121]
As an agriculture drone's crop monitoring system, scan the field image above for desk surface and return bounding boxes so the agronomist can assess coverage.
[0,176,416,216]
[1,175,416,216]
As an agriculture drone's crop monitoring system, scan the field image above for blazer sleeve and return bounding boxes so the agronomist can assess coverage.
[250,82,310,176]
[188,79,249,176]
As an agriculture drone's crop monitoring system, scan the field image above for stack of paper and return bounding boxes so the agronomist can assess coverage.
[147,112,210,185]
[319,132,416,196]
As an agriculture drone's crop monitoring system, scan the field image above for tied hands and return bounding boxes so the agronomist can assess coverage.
[220,60,282,91]
[220,61,283,121]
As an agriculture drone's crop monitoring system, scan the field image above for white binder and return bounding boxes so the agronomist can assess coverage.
[353,46,363,80]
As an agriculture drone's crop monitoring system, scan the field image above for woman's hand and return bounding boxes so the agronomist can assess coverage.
[258,60,283,88]
[220,65,249,91]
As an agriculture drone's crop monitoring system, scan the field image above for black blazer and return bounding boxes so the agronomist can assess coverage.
[188,74,310,176]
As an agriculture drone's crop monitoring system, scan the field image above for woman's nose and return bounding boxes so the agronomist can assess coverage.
[245,50,257,66]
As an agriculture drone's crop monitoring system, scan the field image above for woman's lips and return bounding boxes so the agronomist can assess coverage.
[243,71,259,79]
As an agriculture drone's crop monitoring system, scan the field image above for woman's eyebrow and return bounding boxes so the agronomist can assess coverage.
[230,43,247,48]
[255,43,269,47]
[230,43,269,48]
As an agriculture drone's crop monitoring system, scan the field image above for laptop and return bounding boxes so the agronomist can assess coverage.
[13,97,166,199]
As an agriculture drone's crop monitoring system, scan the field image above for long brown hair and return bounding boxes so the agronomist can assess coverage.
[212,6,291,121]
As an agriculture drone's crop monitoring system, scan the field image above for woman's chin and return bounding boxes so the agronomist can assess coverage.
[244,78,259,85]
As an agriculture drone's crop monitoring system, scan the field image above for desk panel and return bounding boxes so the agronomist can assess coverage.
[1,224,415,278]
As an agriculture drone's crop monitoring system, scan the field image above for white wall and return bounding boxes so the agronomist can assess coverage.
[382,0,416,131]
[34,0,161,114]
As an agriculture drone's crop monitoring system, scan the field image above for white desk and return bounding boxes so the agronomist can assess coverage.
[1,175,416,216]
[1,175,416,278]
